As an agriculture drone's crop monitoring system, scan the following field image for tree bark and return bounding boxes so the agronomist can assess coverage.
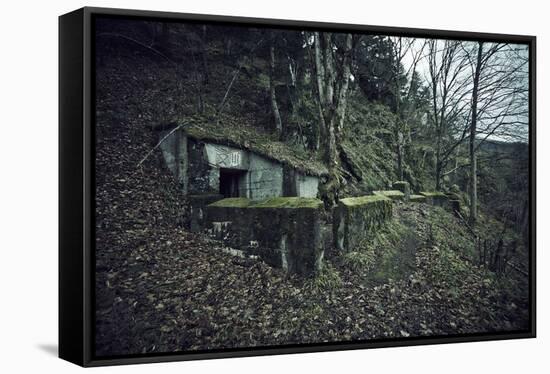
[397,131,404,180]
[469,42,484,224]
[268,43,283,136]
[313,33,353,208]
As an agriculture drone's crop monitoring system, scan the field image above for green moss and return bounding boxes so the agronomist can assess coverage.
[208,198,251,208]
[342,218,416,285]
[393,181,408,185]
[334,194,393,252]
[209,197,323,209]
[420,191,447,197]
[340,195,390,207]
[373,190,405,198]
[251,197,323,209]
[342,249,376,272]
[304,263,342,292]
[175,116,328,177]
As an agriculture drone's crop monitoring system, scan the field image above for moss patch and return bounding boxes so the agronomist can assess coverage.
[208,198,251,208]
[208,197,323,209]
[339,99,400,194]
[410,194,426,202]
[340,195,390,207]
[167,116,328,177]
[342,249,376,272]
[373,190,405,200]
[304,263,342,292]
[334,194,393,252]
[361,219,417,284]
[250,197,323,209]
[420,191,447,197]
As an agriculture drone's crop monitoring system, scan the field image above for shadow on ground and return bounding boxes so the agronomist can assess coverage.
[37,344,58,357]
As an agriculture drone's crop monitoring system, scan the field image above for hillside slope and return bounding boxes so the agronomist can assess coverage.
[94,24,530,356]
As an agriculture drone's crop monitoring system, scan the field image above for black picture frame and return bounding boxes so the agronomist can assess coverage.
[59,6,536,367]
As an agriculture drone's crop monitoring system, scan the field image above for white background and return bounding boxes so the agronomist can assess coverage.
[0,0,546,372]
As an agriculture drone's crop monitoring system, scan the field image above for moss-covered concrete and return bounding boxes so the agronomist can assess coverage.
[392,181,410,201]
[168,116,328,177]
[209,197,252,208]
[409,194,427,203]
[333,195,393,252]
[205,197,324,275]
[340,195,389,206]
[251,197,323,209]
[420,191,450,207]
[208,197,322,209]
[373,190,405,201]
[419,191,447,198]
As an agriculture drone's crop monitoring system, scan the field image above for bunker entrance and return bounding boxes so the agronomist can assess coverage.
[219,168,245,198]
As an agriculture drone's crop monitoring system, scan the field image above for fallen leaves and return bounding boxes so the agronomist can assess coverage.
[93,51,529,357]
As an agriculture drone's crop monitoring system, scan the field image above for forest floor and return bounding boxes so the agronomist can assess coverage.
[95,106,530,354]
[94,41,530,357]
[95,197,530,356]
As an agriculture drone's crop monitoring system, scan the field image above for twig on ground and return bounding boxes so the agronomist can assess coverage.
[137,124,184,168]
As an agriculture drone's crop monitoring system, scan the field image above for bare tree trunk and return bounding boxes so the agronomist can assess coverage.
[397,131,404,180]
[429,47,443,190]
[336,34,353,132]
[313,32,327,151]
[313,32,327,109]
[269,44,283,136]
[313,32,353,208]
[435,110,445,190]
[435,161,442,190]
[469,42,484,224]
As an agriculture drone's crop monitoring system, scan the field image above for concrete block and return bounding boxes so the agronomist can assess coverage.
[188,193,224,232]
[392,181,410,201]
[205,197,324,275]
[373,190,405,201]
[333,195,393,252]
[409,194,427,203]
[419,191,449,207]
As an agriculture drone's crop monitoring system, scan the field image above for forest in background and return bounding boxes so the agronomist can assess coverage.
[93,18,531,355]
[96,18,529,232]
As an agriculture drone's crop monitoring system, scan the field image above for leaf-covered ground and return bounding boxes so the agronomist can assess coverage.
[96,193,529,357]
[94,34,529,357]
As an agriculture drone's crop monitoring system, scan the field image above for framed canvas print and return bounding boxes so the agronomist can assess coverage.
[59,6,536,367]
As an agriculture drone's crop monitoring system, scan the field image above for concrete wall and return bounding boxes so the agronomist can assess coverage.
[204,143,249,170]
[296,173,319,198]
[247,153,283,200]
[188,193,224,232]
[419,191,450,207]
[205,197,324,275]
[187,141,284,199]
[333,195,393,252]
[392,181,410,201]
[187,139,214,194]
[283,165,319,198]
[157,133,318,200]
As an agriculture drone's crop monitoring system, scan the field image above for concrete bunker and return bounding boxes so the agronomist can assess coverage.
[151,122,463,275]
[205,197,325,276]
[153,124,325,201]
[333,195,393,252]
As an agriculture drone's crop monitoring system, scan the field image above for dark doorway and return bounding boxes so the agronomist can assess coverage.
[219,168,245,198]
